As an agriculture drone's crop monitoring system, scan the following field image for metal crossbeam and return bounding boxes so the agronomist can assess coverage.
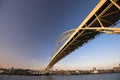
[80,27,120,34]
[95,14,104,28]
[110,0,120,10]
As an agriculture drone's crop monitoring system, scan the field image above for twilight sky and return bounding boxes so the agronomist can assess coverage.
[0,0,120,70]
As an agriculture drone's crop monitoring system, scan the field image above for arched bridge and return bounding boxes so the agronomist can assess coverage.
[45,0,120,71]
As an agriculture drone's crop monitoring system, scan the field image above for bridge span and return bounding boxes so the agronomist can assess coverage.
[45,0,120,71]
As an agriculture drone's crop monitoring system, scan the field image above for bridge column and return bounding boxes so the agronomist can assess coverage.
[43,66,54,75]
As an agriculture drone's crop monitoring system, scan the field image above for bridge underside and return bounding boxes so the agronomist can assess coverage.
[46,0,120,71]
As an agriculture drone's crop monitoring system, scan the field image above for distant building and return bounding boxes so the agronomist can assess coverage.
[90,67,99,74]
[0,69,4,74]
[0,68,8,74]
[98,69,112,74]
[113,64,120,72]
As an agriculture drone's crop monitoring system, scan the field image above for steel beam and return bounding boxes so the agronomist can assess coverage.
[110,0,120,10]
[95,14,104,28]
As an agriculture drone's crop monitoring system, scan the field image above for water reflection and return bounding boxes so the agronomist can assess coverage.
[45,76,53,80]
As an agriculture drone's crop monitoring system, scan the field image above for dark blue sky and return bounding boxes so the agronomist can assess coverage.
[0,0,120,70]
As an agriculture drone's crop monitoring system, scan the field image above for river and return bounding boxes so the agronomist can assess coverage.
[0,73,120,80]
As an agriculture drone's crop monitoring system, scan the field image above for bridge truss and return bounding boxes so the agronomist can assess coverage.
[45,0,120,72]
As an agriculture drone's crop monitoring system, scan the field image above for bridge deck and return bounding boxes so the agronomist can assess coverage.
[46,0,120,69]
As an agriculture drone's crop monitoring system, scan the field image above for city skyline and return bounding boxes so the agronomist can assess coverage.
[0,0,120,70]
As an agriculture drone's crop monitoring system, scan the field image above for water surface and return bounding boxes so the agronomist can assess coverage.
[0,73,120,80]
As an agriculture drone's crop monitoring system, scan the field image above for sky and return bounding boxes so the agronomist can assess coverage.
[0,0,120,70]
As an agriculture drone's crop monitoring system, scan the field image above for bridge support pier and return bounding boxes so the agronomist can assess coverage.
[44,66,54,74]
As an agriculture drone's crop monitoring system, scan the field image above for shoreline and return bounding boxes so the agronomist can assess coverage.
[0,72,120,76]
